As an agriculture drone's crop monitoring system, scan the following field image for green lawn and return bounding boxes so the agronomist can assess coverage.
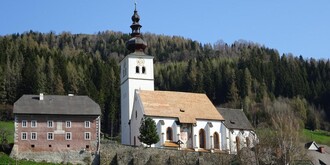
[0,121,14,144]
[302,129,330,146]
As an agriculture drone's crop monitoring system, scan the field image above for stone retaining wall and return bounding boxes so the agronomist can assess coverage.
[100,141,234,165]
[10,144,99,165]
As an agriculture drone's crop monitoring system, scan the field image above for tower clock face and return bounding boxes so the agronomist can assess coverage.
[136,58,145,66]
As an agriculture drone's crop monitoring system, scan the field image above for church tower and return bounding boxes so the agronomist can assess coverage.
[120,5,154,145]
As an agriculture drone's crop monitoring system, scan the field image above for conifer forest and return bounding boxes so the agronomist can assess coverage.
[0,31,330,136]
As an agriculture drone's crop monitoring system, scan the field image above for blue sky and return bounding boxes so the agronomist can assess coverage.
[1,0,329,60]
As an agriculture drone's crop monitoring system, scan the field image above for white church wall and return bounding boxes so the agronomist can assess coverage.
[193,120,222,150]
[209,121,222,150]
[228,129,255,154]
[152,117,178,147]
[171,122,179,142]
[130,92,145,146]
[220,123,229,151]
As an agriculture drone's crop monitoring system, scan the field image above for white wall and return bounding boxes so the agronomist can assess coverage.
[130,92,144,146]
[152,117,178,147]
[193,120,223,150]
[220,123,228,151]
[120,54,154,145]
[228,129,256,154]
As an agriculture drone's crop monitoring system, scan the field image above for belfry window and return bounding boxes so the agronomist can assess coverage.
[136,66,140,73]
[142,66,146,74]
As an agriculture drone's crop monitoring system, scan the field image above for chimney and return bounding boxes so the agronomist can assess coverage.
[39,93,44,100]
[319,146,325,153]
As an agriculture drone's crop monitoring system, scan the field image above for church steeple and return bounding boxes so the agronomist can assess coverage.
[120,3,154,145]
[126,3,147,53]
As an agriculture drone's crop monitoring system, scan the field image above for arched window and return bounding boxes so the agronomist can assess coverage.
[142,66,146,74]
[166,127,173,141]
[199,129,205,148]
[136,66,139,73]
[213,132,220,149]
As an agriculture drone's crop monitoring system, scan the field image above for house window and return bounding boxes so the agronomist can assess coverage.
[21,132,27,140]
[31,132,37,140]
[85,121,90,128]
[47,120,53,128]
[67,144,70,148]
[136,66,140,73]
[142,66,146,74]
[47,132,54,140]
[66,132,72,140]
[66,121,71,128]
[31,144,35,148]
[85,132,91,140]
[22,120,27,128]
[31,120,37,128]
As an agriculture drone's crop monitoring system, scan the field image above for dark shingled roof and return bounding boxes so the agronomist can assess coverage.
[217,108,254,130]
[14,95,101,115]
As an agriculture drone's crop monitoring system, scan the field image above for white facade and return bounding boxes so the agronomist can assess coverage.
[130,91,226,151]
[120,53,154,145]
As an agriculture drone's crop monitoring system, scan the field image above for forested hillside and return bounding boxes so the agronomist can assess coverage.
[0,31,329,136]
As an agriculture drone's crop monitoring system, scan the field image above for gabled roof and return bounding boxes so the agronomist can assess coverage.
[14,95,101,116]
[305,141,320,150]
[137,90,224,123]
[217,108,254,130]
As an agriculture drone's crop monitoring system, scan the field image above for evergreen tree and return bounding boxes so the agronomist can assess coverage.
[138,117,159,147]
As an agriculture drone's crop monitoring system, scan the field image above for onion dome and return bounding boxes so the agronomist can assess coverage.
[126,4,147,53]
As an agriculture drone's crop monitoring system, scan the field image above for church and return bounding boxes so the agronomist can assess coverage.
[120,5,256,152]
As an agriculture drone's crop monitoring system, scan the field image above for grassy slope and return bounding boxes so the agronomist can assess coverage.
[0,121,14,144]
[302,129,330,146]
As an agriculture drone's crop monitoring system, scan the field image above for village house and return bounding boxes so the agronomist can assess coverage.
[217,108,257,154]
[11,93,101,163]
[304,141,330,165]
